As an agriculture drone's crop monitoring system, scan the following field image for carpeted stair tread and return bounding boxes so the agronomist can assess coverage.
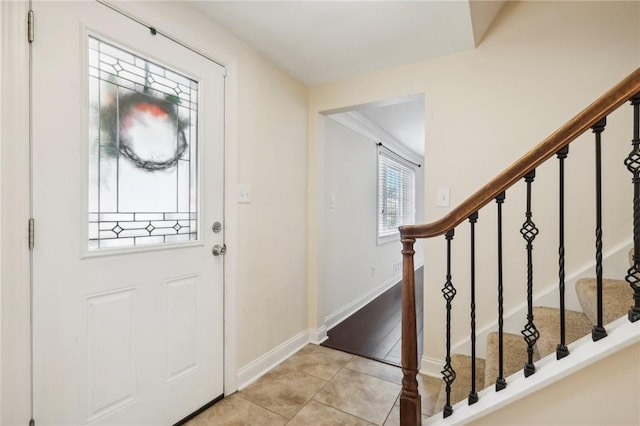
[434,354,485,414]
[484,332,540,388]
[575,278,633,325]
[533,307,593,357]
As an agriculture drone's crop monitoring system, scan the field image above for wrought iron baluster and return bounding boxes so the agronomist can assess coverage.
[495,192,507,391]
[468,212,479,405]
[557,145,570,359]
[520,170,540,377]
[442,229,456,418]
[625,93,640,323]
[592,118,608,341]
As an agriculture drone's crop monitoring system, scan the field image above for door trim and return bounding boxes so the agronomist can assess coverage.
[1,1,32,424]
[0,1,239,423]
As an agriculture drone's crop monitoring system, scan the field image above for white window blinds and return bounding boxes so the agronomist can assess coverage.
[377,146,416,241]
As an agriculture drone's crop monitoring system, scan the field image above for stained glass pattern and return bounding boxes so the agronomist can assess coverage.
[88,36,199,249]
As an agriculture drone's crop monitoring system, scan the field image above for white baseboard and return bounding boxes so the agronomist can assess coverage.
[420,355,443,378]
[323,275,398,331]
[236,329,311,390]
[324,263,424,331]
[237,264,426,391]
[309,325,328,344]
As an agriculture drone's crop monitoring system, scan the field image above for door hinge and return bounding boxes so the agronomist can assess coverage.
[28,218,35,250]
[29,418,35,426]
[27,10,34,43]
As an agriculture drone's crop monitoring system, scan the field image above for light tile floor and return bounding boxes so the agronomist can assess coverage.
[186,344,442,426]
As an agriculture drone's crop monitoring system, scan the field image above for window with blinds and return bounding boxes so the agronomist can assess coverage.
[377,147,416,242]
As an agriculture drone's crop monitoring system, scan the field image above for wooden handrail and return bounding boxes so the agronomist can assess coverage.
[400,67,640,240]
[399,67,640,426]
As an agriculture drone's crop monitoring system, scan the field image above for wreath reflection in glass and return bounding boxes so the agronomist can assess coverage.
[100,91,189,172]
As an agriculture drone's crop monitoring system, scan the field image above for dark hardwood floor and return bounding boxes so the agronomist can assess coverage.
[321,266,424,366]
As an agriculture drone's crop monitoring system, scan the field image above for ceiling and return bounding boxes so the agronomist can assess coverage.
[187,1,505,85]
[357,97,425,157]
[185,1,505,157]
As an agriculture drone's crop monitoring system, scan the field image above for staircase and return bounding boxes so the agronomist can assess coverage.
[396,67,640,426]
[431,262,633,415]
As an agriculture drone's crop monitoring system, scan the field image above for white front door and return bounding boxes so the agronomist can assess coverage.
[31,2,225,425]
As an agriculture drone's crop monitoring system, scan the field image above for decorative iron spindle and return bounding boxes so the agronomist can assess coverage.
[625,93,640,323]
[495,192,507,391]
[468,212,479,405]
[557,145,570,359]
[442,229,456,418]
[520,170,540,377]
[592,118,608,341]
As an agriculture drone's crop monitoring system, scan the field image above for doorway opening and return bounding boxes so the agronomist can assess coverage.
[319,94,425,366]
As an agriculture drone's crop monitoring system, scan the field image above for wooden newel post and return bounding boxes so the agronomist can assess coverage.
[400,237,421,426]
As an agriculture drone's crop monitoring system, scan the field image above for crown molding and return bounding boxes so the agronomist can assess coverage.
[327,111,422,165]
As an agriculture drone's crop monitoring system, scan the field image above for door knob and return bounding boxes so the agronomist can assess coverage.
[212,244,227,256]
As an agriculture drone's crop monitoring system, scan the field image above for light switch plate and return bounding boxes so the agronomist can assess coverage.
[238,184,251,203]
[437,188,450,207]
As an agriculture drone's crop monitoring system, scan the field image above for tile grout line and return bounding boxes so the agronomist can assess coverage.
[235,393,290,422]
[219,345,419,425]
[332,354,401,425]
[284,349,356,424]
[283,353,354,425]
[324,354,388,425]
[283,373,330,425]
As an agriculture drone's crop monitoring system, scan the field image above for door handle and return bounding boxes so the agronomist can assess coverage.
[212,244,227,256]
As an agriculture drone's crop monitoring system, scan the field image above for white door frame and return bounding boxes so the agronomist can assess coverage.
[1,1,32,424]
[0,1,239,423]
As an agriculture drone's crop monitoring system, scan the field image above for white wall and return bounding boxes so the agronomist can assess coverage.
[1,1,309,423]
[308,1,640,361]
[322,116,424,325]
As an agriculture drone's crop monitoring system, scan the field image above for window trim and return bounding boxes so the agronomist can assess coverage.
[376,145,416,245]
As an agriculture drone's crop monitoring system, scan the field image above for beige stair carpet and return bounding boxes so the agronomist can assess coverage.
[434,354,485,414]
[575,278,633,325]
[484,332,540,388]
[533,307,593,357]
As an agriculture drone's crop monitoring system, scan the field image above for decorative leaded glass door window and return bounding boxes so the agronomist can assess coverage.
[88,36,199,249]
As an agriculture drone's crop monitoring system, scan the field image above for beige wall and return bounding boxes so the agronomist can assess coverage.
[309,1,640,359]
[469,342,640,426]
[3,0,639,423]
[231,36,309,368]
